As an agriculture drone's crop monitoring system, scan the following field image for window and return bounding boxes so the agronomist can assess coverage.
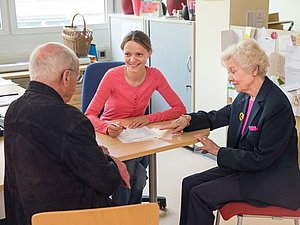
[14,0,106,29]
[0,0,9,35]
[0,12,2,29]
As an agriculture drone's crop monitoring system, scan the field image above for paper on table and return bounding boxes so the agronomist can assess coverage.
[117,126,159,143]
[0,94,20,106]
[0,78,16,87]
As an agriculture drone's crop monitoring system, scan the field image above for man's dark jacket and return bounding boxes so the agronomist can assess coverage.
[4,81,121,225]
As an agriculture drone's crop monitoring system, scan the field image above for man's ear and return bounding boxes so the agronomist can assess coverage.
[61,70,72,87]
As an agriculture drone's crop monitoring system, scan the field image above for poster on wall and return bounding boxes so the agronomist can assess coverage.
[246,10,267,28]
[141,0,162,17]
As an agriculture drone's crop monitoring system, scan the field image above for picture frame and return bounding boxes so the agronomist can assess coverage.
[141,0,162,17]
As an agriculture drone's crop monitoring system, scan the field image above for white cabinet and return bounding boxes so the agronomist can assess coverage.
[109,14,195,113]
[147,19,195,113]
[109,14,146,61]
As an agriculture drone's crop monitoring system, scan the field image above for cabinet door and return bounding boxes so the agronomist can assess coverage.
[148,20,194,113]
[109,14,145,61]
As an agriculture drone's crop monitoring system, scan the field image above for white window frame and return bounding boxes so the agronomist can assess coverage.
[6,0,113,35]
[0,0,9,35]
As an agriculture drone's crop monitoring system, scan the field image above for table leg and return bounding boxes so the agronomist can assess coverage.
[148,153,157,202]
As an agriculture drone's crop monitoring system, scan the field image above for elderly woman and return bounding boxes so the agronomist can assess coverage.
[161,38,300,225]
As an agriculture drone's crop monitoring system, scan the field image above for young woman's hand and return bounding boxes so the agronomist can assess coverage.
[128,116,150,128]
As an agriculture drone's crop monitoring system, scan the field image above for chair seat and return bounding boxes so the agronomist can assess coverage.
[220,202,300,221]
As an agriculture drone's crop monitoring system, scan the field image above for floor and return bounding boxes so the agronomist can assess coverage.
[144,147,297,225]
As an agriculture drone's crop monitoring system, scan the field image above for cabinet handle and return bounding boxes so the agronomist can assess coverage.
[186,56,192,73]
[186,84,192,88]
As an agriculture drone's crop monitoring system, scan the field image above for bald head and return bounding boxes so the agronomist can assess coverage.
[29,42,79,102]
[29,42,79,82]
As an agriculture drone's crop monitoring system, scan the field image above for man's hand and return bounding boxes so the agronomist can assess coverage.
[110,156,131,189]
[99,145,110,155]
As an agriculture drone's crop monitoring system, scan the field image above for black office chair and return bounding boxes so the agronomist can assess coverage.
[81,61,166,210]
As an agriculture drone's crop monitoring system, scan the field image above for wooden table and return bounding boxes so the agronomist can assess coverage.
[0,83,210,202]
[95,120,209,202]
[0,120,209,201]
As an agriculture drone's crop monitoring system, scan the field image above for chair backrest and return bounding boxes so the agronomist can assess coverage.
[81,61,124,113]
[32,203,159,225]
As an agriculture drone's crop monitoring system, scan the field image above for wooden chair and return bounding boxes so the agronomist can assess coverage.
[32,203,159,225]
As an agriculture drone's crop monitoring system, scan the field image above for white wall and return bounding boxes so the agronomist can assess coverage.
[195,0,230,146]
[269,0,300,31]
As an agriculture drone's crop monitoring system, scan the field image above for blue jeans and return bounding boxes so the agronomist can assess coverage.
[112,156,148,205]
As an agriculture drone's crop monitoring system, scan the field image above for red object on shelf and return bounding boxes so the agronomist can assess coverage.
[121,0,134,14]
[166,0,187,15]
[132,0,142,16]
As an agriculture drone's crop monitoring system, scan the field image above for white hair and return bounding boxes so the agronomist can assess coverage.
[29,42,79,82]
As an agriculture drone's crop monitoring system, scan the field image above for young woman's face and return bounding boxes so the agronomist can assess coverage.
[123,41,151,73]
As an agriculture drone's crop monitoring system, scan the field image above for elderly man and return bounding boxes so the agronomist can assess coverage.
[4,42,128,225]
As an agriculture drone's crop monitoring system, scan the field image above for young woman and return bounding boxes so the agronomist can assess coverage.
[85,30,186,205]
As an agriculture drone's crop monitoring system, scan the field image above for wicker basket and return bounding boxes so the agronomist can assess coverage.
[62,13,93,57]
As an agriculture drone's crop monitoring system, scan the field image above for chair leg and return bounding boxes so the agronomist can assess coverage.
[236,215,243,225]
[294,219,299,225]
[215,210,221,225]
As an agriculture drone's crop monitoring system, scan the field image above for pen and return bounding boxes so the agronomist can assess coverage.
[106,121,127,130]
[0,93,18,97]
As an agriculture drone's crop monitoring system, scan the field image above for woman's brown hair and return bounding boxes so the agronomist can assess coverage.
[120,30,152,52]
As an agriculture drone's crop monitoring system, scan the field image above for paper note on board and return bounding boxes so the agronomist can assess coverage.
[255,27,276,56]
[268,52,285,77]
[278,35,293,52]
[285,45,300,86]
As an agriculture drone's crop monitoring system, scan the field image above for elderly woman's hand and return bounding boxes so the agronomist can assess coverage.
[159,115,191,134]
[194,134,221,156]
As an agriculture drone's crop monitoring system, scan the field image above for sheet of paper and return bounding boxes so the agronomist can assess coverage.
[255,27,276,56]
[117,126,158,143]
[0,78,16,87]
[285,45,300,86]
[246,10,267,28]
[268,52,285,77]
[278,35,293,52]
[0,94,20,106]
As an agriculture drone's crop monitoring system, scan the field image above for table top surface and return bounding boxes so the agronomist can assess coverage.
[95,120,209,161]
[0,83,210,190]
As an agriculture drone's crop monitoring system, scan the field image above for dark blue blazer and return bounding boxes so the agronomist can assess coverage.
[185,77,300,210]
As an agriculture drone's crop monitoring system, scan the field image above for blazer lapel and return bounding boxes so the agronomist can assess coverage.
[240,77,272,138]
[233,95,249,147]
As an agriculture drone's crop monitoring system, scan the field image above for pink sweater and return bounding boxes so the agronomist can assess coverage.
[85,65,186,133]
